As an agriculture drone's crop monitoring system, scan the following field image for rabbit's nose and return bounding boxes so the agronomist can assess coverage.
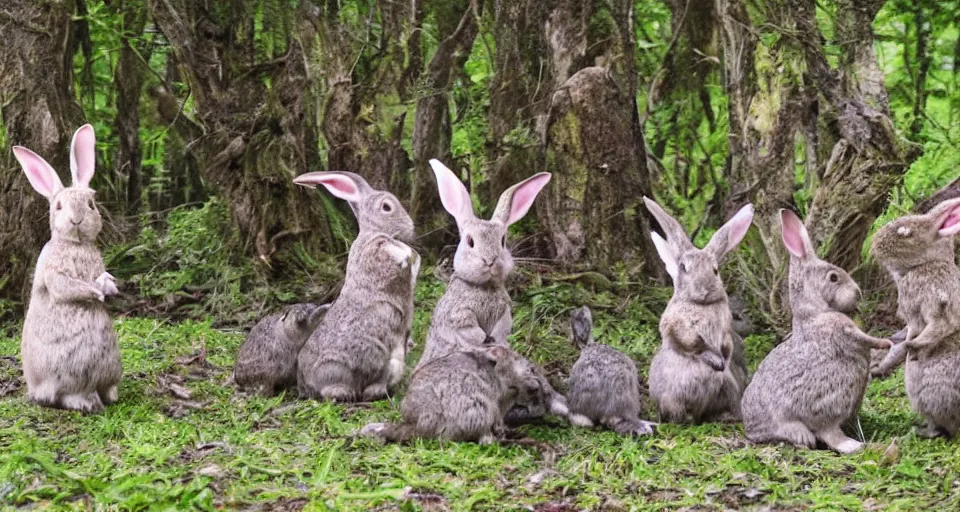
[70,218,82,226]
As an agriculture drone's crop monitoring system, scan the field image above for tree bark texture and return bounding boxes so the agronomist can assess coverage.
[0,0,87,303]
[149,0,335,266]
[541,67,661,274]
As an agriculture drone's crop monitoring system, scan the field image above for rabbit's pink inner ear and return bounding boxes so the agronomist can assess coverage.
[938,206,960,237]
[12,146,63,198]
[70,124,96,188]
[651,232,678,281]
[502,173,551,226]
[315,174,363,203]
[430,159,472,221]
[780,209,809,259]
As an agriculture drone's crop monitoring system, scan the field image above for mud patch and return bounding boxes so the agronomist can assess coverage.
[0,356,22,398]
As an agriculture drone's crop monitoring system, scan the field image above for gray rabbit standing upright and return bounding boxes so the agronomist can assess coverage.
[741,210,891,453]
[14,125,122,413]
[235,303,329,396]
[871,198,960,438]
[644,197,754,423]
[293,171,419,402]
[567,307,656,436]
[415,160,569,422]
[297,233,420,401]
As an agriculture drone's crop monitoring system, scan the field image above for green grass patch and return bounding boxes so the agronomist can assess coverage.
[1,280,958,510]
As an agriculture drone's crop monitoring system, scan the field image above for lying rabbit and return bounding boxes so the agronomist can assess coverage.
[871,197,960,438]
[235,303,329,396]
[13,125,122,413]
[361,345,541,443]
[297,233,420,402]
[742,210,891,453]
[567,307,656,436]
[644,197,753,423]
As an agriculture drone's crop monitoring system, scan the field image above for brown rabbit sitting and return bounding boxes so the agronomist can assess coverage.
[361,345,541,443]
[871,197,960,438]
[235,303,329,396]
[742,210,891,453]
[567,307,657,436]
[13,125,122,413]
[297,233,420,402]
[644,197,754,423]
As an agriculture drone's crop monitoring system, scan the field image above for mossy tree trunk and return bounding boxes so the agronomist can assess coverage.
[149,0,335,268]
[0,0,87,304]
[800,0,916,270]
[540,68,662,275]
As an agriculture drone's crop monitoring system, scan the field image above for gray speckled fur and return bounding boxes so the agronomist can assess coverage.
[643,197,753,424]
[235,303,328,396]
[871,198,960,438]
[742,210,890,453]
[15,125,121,413]
[566,307,655,436]
[297,233,419,402]
[362,346,540,443]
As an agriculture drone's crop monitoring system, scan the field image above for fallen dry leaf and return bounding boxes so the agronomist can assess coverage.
[881,438,899,466]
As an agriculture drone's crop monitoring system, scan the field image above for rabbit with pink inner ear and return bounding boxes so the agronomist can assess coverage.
[416,160,570,422]
[644,197,753,424]
[13,125,122,413]
[292,172,419,402]
[741,210,891,453]
[871,198,960,438]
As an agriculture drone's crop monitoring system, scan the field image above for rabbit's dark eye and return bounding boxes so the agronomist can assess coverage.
[88,200,95,210]
[55,201,62,211]
[381,201,392,213]
[713,267,719,276]
[501,235,506,248]
[829,273,839,283]
[466,235,475,248]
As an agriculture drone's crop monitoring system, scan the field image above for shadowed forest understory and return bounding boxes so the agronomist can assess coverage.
[2,0,960,510]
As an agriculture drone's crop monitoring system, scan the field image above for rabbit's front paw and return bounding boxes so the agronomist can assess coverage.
[96,272,119,297]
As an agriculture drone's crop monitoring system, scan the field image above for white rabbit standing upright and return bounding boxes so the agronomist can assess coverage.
[13,125,122,413]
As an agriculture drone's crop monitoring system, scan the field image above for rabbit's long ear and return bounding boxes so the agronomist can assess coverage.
[779,209,814,259]
[13,146,63,198]
[70,124,96,188]
[293,171,372,204]
[430,159,475,224]
[705,203,754,261]
[643,197,694,253]
[491,172,552,226]
[651,232,679,281]
[926,197,960,237]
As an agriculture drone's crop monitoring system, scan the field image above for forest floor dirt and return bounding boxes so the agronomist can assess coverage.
[0,279,957,510]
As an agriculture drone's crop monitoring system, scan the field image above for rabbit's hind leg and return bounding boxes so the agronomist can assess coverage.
[27,380,60,408]
[99,384,119,405]
[773,421,816,449]
[61,392,105,414]
[568,413,594,428]
[361,382,388,402]
[816,425,863,454]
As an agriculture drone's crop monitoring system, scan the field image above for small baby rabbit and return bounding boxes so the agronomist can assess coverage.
[297,233,420,402]
[741,210,891,453]
[644,197,753,423]
[361,345,541,443]
[871,197,960,438]
[235,303,329,396]
[415,159,551,368]
[566,307,656,436]
[292,171,415,243]
[14,125,122,413]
